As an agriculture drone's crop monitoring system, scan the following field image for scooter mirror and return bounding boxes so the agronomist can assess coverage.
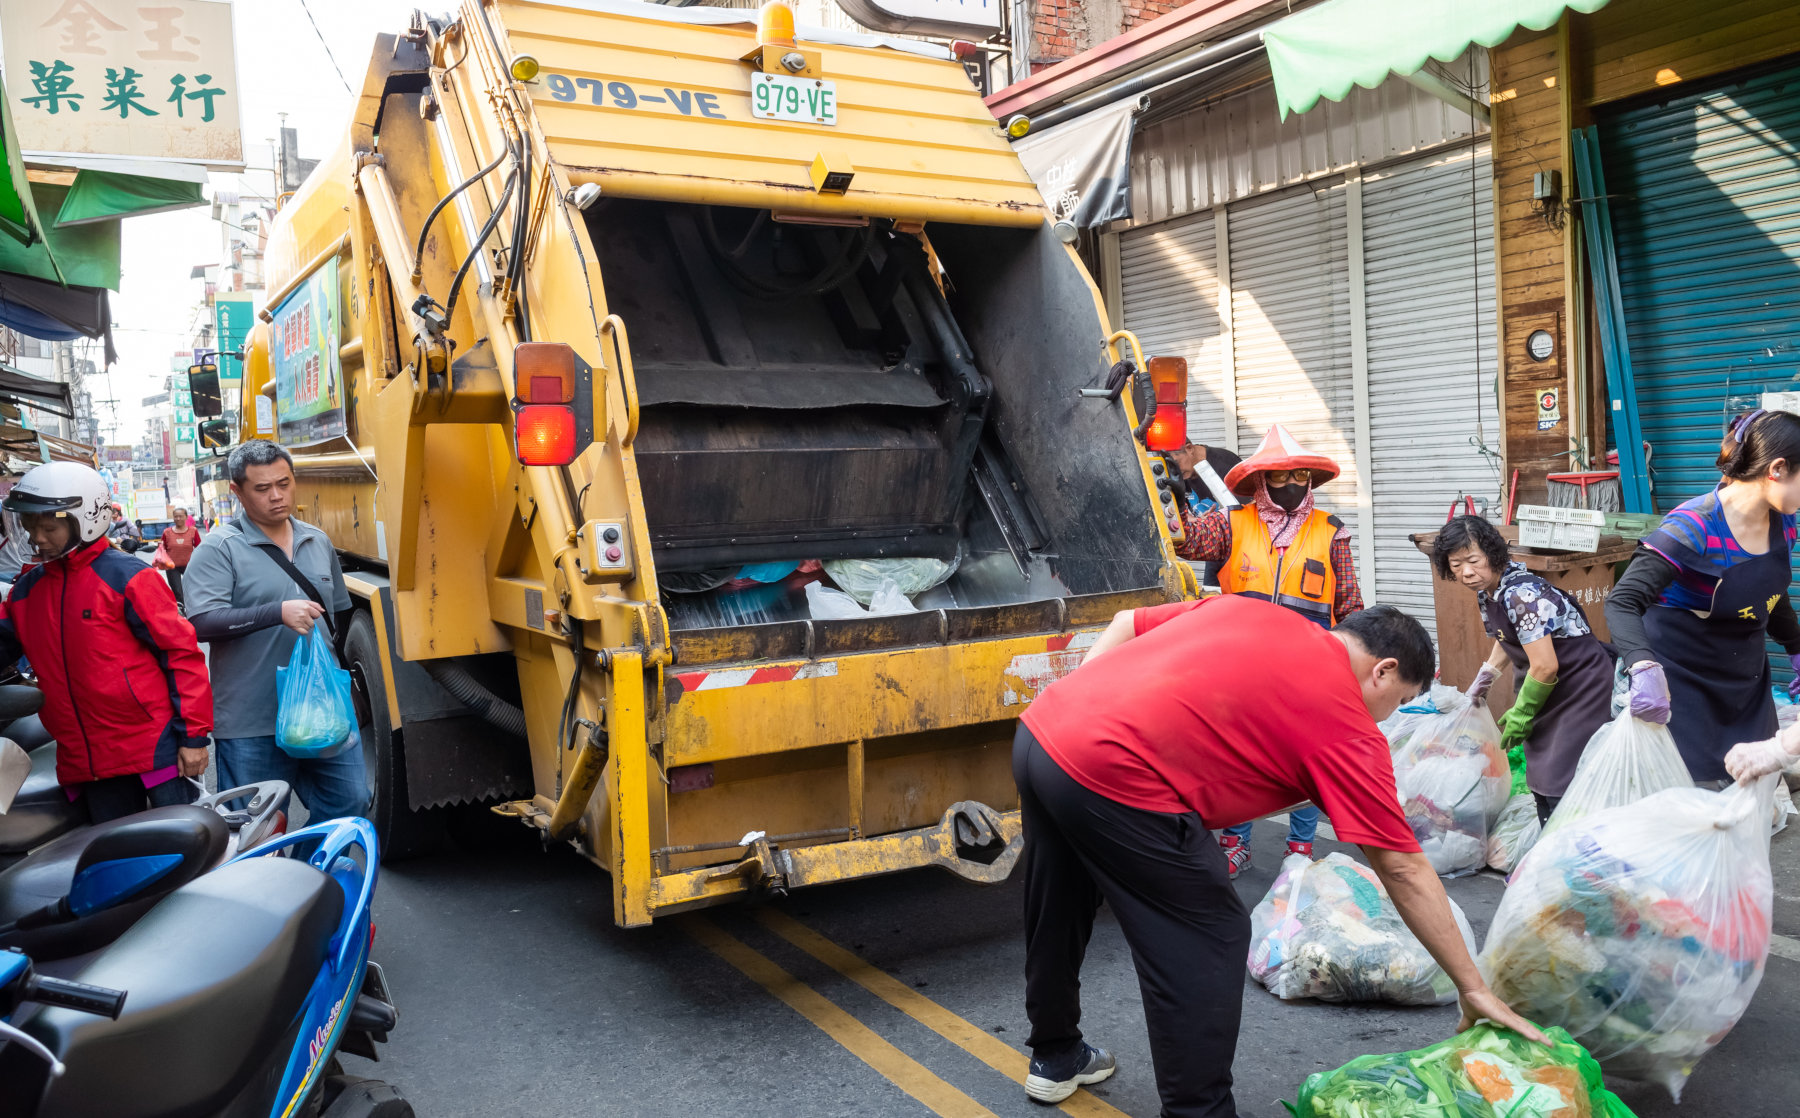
[0,740,28,815]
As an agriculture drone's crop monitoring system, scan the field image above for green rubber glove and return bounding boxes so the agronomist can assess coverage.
[1505,743,1529,796]
[1499,673,1557,754]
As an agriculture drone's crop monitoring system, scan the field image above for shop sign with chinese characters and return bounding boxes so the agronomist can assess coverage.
[2,0,242,167]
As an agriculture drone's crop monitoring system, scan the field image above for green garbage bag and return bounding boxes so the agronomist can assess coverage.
[1285,1023,1637,1118]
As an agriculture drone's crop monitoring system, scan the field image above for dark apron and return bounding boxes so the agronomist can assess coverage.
[1482,590,1617,797]
[1643,517,1790,782]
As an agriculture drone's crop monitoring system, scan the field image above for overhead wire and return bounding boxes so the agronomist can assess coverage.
[296,0,354,95]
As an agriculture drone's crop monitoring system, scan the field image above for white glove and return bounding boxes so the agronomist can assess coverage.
[1724,731,1800,784]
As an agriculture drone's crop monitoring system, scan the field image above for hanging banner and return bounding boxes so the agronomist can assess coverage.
[213,292,254,382]
[1012,95,1140,230]
[2,0,243,168]
[270,257,346,446]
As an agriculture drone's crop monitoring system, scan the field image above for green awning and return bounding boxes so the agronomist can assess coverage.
[0,182,120,290]
[55,169,205,226]
[1263,0,1614,119]
[0,89,48,254]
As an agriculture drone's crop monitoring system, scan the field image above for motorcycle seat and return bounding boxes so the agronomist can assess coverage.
[7,857,345,1118]
[5,713,54,751]
[0,806,227,960]
[0,744,82,855]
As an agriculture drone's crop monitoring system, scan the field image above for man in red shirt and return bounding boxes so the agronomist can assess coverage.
[160,506,203,610]
[1013,596,1544,1115]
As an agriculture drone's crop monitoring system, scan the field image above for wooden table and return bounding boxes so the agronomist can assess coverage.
[1409,531,1637,715]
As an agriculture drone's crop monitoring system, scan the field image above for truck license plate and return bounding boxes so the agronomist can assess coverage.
[751,72,837,125]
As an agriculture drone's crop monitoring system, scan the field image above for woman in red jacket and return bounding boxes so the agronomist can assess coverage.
[160,506,204,610]
[0,464,214,823]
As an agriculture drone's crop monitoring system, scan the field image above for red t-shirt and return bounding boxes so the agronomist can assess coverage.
[1020,595,1419,852]
[161,524,202,567]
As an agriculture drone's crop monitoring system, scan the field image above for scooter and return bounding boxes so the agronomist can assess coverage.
[0,816,409,1117]
[0,686,291,963]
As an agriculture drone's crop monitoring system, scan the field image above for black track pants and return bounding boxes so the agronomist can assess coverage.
[1014,724,1250,1118]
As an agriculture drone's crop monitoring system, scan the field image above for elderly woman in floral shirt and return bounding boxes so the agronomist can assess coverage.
[1433,514,1616,823]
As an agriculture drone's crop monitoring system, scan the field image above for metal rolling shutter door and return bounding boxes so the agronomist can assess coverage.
[1117,212,1229,446]
[1602,62,1800,507]
[1363,145,1501,635]
[1228,183,1359,542]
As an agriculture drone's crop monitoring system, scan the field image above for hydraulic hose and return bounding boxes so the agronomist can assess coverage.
[421,660,528,739]
[442,166,518,325]
[412,143,508,278]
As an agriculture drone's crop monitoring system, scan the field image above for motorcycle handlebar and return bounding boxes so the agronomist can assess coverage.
[25,974,126,1019]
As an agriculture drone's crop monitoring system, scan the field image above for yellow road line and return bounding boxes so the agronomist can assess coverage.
[755,909,1131,1118]
[684,916,1001,1118]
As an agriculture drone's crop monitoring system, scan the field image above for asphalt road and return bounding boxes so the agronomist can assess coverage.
[355,807,1800,1118]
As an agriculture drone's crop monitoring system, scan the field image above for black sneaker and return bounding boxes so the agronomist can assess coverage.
[1025,1042,1116,1104]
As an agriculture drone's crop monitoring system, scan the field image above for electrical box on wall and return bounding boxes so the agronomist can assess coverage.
[1533,169,1561,202]
[1505,300,1567,438]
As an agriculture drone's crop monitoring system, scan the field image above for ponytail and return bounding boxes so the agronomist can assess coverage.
[1718,409,1800,481]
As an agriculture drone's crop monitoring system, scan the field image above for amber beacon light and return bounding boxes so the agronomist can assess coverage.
[758,1,797,48]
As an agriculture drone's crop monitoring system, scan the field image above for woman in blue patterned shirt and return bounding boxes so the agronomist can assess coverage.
[1605,410,1800,784]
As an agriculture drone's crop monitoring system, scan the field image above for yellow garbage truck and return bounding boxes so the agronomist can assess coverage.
[236,0,1194,925]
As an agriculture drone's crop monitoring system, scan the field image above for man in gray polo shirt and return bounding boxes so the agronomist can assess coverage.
[184,440,369,821]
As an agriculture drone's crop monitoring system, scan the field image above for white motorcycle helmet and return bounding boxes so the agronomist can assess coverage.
[2,462,114,560]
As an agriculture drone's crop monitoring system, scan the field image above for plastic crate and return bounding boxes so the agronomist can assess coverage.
[1516,504,1605,552]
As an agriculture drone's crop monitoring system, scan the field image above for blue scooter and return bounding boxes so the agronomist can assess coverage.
[0,816,410,1117]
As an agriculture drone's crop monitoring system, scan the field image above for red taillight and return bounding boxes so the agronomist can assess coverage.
[1143,355,1188,451]
[516,404,577,466]
[1145,407,1187,451]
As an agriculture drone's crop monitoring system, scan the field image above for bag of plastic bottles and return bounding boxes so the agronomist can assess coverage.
[1385,687,1509,877]
[1248,852,1475,1007]
[275,626,357,759]
[1479,776,1778,1100]
[1539,713,1690,839]
[1286,1023,1638,1118]
[1486,793,1541,874]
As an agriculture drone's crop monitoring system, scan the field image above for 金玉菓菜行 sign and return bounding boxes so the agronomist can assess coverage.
[270,257,347,446]
[1,0,243,167]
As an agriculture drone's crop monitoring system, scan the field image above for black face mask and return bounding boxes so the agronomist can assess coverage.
[1269,483,1308,512]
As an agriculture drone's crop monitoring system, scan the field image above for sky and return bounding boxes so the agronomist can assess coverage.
[97,0,430,443]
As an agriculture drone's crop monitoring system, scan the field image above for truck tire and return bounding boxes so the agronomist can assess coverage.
[345,610,442,861]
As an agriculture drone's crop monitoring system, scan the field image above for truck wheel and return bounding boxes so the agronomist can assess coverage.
[345,611,442,861]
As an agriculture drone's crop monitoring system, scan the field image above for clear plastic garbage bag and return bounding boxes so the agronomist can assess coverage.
[1486,792,1542,874]
[1480,776,1779,1100]
[1286,1023,1640,1118]
[275,626,357,759]
[821,555,959,606]
[1247,852,1475,1006]
[1540,713,1690,840]
[805,579,918,620]
[1385,687,1509,877]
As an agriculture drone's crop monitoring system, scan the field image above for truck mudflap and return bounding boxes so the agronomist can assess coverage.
[648,800,1021,913]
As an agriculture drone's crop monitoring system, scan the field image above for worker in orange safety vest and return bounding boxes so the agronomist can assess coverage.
[1174,423,1366,877]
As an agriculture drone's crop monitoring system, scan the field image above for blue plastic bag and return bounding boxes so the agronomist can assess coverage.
[276,626,356,759]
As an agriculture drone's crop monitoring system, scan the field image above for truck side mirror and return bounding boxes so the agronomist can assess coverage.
[187,363,223,418]
[197,419,233,451]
